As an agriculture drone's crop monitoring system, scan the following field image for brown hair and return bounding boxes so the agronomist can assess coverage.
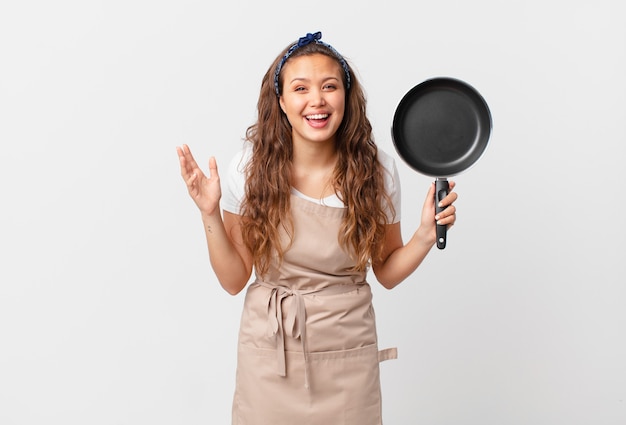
[240,40,394,275]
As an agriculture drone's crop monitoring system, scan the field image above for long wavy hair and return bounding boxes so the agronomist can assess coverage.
[240,40,394,275]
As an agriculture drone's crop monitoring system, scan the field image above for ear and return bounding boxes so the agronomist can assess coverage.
[279,95,286,114]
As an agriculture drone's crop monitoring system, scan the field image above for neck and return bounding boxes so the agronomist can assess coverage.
[292,139,337,171]
[290,139,338,199]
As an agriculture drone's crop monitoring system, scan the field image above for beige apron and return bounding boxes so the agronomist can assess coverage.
[232,195,397,425]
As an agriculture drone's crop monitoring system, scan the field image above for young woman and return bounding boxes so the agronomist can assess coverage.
[177,31,457,424]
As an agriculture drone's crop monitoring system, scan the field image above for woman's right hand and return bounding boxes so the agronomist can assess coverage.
[177,144,221,216]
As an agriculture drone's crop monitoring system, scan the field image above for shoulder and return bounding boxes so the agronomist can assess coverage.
[228,142,253,173]
[377,148,400,191]
[377,147,402,223]
[221,142,253,214]
[377,148,396,173]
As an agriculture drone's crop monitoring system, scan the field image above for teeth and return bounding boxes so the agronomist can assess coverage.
[306,114,328,120]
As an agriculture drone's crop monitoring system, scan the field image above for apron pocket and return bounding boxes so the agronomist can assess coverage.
[233,344,389,425]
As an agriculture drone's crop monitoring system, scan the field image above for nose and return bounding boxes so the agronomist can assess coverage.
[309,88,326,107]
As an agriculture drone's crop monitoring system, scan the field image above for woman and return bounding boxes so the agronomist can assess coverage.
[177,31,457,424]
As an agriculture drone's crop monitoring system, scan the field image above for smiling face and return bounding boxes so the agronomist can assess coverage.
[278,53,346,149]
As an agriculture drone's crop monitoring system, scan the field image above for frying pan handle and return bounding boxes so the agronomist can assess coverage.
[435,178,449,250]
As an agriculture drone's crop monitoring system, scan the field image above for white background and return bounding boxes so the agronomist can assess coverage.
[1,0,625,424]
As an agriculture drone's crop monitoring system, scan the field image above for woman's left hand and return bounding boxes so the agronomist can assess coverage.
[419,181,458,241]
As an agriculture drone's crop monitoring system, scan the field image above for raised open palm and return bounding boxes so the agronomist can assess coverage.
[177,144,221,215]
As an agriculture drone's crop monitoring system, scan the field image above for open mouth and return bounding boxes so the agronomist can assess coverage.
[305,113,329,122]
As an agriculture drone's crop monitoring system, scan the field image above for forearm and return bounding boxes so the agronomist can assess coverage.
[373,227,435,289]
[201,211,252,295]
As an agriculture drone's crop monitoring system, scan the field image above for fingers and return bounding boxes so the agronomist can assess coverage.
[177,145,217,184]
[438,191,458,208]
[435,204,456,226]
[423,182,436,208]
[434,180,457,227]
[182,144,196,164]
[185,169,198,187]
[177,144,198,169]
[177,145,194,179]
[208,156,219,179]
[437,181,457,208]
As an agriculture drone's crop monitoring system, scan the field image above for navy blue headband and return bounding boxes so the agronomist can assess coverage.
[273,31,351,96]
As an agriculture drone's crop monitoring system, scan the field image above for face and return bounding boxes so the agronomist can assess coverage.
[279,53,346,148]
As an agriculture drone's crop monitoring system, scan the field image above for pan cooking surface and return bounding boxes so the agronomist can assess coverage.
[392,78,491,177]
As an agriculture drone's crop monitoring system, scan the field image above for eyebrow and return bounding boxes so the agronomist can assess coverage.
[288,76,341,84]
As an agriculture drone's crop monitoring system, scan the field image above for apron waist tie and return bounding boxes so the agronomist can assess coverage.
[255,280,365,389]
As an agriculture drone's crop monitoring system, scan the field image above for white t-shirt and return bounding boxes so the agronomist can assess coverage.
[221,142,401,224]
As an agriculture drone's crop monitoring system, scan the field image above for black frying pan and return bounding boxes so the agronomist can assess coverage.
[392,77,492,249]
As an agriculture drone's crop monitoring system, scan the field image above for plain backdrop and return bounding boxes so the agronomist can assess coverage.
[1,0,624,424]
